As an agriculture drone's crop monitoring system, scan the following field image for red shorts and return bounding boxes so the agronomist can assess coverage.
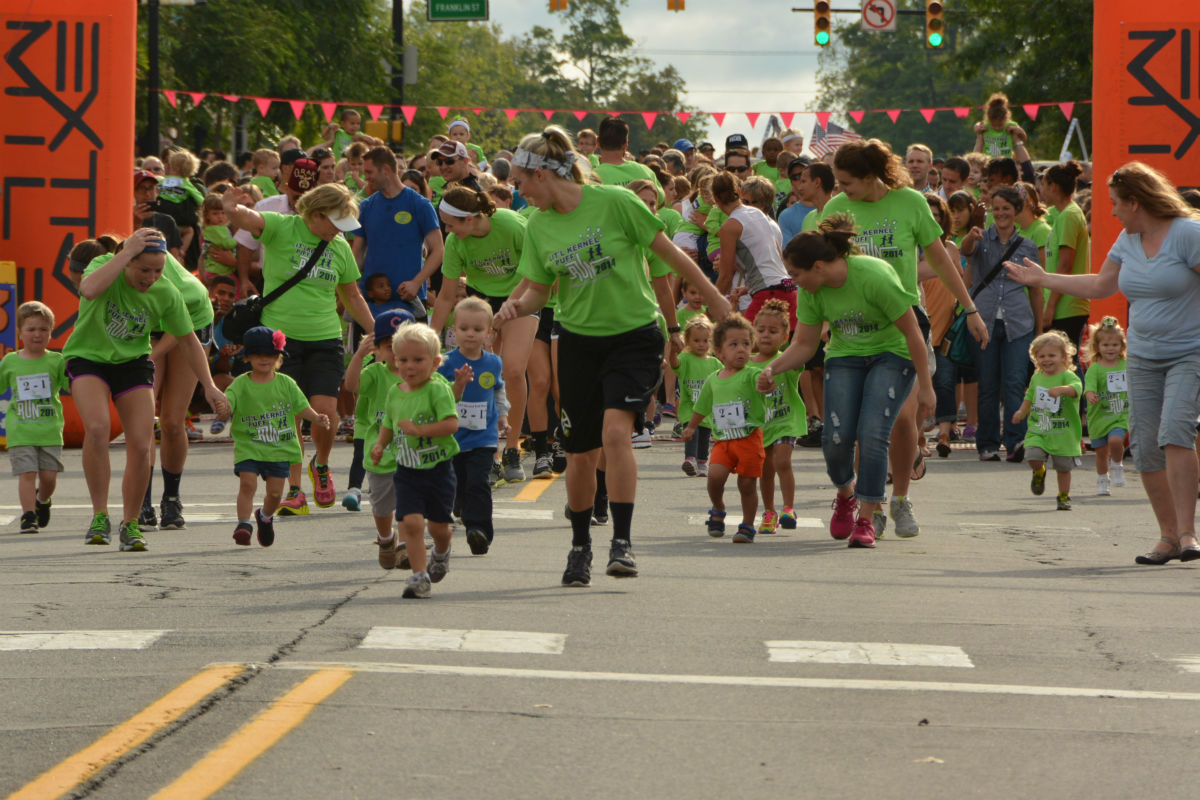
[709,429,766,477]
[744,286,798,331]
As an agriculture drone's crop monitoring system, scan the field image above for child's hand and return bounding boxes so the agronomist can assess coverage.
[755,367,776,393]
[974,121,987,135]
[681,425,695,443]
[454,363,474,389]
[497,415,510,438]
[356,335,375,357]
[370,444,383,465]
[493,297,522,328]
[1012,411,1023,424]
[1085,390,1099,403]
[314,414,331,430]
[668,333,684,359]
[398,419,419,436]
[322,122,338,139]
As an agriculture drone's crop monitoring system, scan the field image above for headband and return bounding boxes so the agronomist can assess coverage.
[68,258,90,273]
[438,198,476,218]
[512,147,576,179]
[781,134,802,144]
[448,119,470,133]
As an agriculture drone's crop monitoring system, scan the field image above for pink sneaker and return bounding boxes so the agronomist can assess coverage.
[309,457,336,508]
[682,457,697,476]
[830,493,857,540]
[696,460,708,477]
[848,517,877,548]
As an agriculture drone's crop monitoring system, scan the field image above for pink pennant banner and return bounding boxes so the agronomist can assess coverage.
[366,104,384,121]
[504,108,520,122]
[473,107,485,115]
[675,111,691,124]
[954,107,971,118]
[779,112,795,129]
[573,110,588,121]
[710,112,726,127]
[542,109,555,120]
[919,108,936,123]
[885,109,902,123]
[744,112,760,128]
[254,97,272,117]
[641,111,657,129]
[222,94,240,104]
[401,105,418,124]
[320,103,338,122]
[1022,103,1041,120]
[815,111,832,130]
[162,90,177,107]
[848,110,864,124]
[607,110,622,117]
[186,92,205,107]
[437,106,450,119]
[1058,102,1075,121]
[288,100,307,120]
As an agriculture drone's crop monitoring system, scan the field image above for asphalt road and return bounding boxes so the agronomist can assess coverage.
[3,430,1200,800]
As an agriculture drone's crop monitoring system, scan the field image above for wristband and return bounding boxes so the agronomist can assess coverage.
[667,325,681,334]
[965,308,980,316]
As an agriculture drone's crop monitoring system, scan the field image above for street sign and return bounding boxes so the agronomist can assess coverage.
[861,0,897,31]
[427,0,489,22]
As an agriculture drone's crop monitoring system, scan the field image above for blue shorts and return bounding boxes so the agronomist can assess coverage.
[1090,427,1127,450]
[234,459,291,479]
[394,460,456,523]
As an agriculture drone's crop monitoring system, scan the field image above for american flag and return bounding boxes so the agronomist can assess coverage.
[809,120,862,158]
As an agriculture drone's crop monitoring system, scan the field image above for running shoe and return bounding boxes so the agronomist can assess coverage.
[309,457,336,508]
[779,506,797,529]
[209,419,226,435]
[632,428,652,449]
[592,493,609,525]
[733,523,756,543]
[889,497,920,538]
[661,403,677,418]
[1031,466,1047,496]
[550,440,567,474]
[402,571,432,599]
[961,424,977,442]
[488,460,503,487]
[185,417,203,442]
[85,512,111,545]
[706,508,727,537]
[758,509,778,536]
[848,517,877,548]
[1096,475,1111,496]
[277,487,310,516]
[429,545,451,583]
[159,495,186,530]
[1005,443,1025,463]
[342,488,362,512]
[682,457,697,476]
[119,520,148,551]
[1111,464,1126,487]
[501,448,525,483]
[696,460,708,477]
[19,511,38,534]
[466,528,490,555]
[979,450,1001,462]
[233,521,253,546]
[35,498,52,528]
[1057,492,1072,511]
[798,421,823,448]
[873,509,887,538]
[562,547,592,586]
[606,539,638,576]
[138,502,158,531]
[830,494,857,540]
[532,453,553,479]
[255,508,275,547]
[377,535,398,569]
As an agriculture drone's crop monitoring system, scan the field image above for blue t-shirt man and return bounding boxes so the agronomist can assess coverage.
[778,201,815,247]
[437,349,506,453]
[356,185,439,302]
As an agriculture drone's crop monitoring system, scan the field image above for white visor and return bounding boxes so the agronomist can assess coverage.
[328,210,361,232]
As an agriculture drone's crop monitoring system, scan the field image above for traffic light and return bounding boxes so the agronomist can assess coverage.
[814,0,831,47]
[667,0,685,9]
[925,1,945,49]
[549,0,567,10]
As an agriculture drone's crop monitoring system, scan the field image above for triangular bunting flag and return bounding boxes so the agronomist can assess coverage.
[288,100,307,120]
[745,112,760,128]
[162,90,177,107]
[320,103,338,122]
[1022,103,1040,120]
[504,108,520,122]
[676,111,691,124]
[779,112,795,128]
[816,111,832,130]
[1058,102,1075,121]
[641,111,657,129]
[920,108,937,123]
[366,104,384,121]
[573,110,588,121]
[607,110,622,117]
[472,107,484,115]
[401,105,418,124]
[542,109,555,120]
[710,112,726,127]
[954,107,971,118]
[437,106,450,119]
[186,92,205,107]
[849,111,864,124]
[254,97,272,117]
[885,109,902,123]
[222,94,240,104]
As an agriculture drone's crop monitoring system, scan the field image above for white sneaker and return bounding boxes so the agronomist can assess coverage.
[1096,475,1111,496]
[1110,464,1125,487]
[632,428,652,449]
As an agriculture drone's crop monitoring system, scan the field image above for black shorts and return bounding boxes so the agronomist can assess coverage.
[468,286,540,320]
[66,356,155,398]
[556,322,665,453]
[535,307,557,344]
[394,460,456,523]
[280,337,344,398]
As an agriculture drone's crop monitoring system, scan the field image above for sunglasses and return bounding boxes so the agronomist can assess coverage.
[726,165,750,173]
[433,156,459,166]
[788,173,805,181]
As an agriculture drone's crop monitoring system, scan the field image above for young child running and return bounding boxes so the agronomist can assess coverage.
[224,327,330,546]
[1012,330,1083,511]
[438,297,510,556]
[683,314,766,543]
[1083,317,1130,495]
[371,323,460,599]
[751,299,807,535]
[670,316,720,476]
[1,302,69,534]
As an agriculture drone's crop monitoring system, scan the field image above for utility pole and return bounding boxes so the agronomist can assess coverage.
[391,1,404,147]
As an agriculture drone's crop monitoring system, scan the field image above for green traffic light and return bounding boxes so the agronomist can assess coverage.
[816,31,830,46]
[928,32,943,47]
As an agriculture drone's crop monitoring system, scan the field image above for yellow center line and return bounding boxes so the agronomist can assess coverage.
[6,664,244,800]
[149,668,354,800]
[513,473,559,501]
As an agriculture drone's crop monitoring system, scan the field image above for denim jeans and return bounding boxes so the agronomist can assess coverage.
[822,353,917,504]
[932,349,978,422]
[969,318,1033,454]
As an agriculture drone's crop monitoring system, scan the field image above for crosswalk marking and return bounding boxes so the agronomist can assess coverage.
[687,515,822,528]
[1170,655,1200,673]
[765,640,974,668]
[0,630,170,651]
[359,626,566,655]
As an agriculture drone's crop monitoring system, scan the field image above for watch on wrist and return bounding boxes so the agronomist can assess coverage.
[667,325,682,334]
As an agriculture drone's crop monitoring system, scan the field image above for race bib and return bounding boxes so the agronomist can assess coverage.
[1034,386,1061,413]
[713,400,746,432]
[1106,371,1127,393]
[17,373,52,401]
[457,401,488,431]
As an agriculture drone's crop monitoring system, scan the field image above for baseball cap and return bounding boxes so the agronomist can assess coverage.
[698,142,715,153]
[243,326,287,356]
[787,156,813,174]
[373,308,416,342]
[327,208,361,233]
[287,158,319,194]
[436,141,469,160]
[134,169,158,188]
[724,134,749,152]
[280,148,308,165]
[672,138,695,153]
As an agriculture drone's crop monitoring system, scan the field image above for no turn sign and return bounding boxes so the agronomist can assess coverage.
[861,0,897,31]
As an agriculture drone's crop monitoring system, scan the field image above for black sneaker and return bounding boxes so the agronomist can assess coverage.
[798,421,823,448]
[501,447,525,483]
[138,502,158,531]
[592,494,609,526]
[466,527,490,555]
[35,498,51,528]
[1056,492,1072,511]
[532,453,553,478]
[255,508,275,547]
[19,511,38,534]
[550,440,567,474]
[1031,467,1047,496]
[487,460,503,487]
[232,522,253,546]
[159,496,185,530]
[606,539,638,577]
[562,547,592,586]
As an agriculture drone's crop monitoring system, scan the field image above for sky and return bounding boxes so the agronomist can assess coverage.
[481,0,826,148]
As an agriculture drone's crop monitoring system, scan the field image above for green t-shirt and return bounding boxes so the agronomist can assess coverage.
[794,255,912,360]
[1044,202,1091,320]
[657,207,684,238]
[380,377,460,469]
[203,224,239,276]
[594,160,665,206]
[693,367,767,442]
[820,187,943,305]
[518,184,666,337]
[705,207,728,257]
[981,126,1015,158]
[63,256,192,363]
[225,372,311,464]
[753,162,790,198]
[587,153,601,169]
[753,354,807,445]
[0,351,68,447]
[256,213,361,341]
[429,176,447,207]
[672,351,721,425]
[345,173,367,199]
[800,208,820,233]
[162,252,214,330]
[352,353,377,439]
[1017,217,1052,251]
[466,142,487,166]
[250,175,279,198]
[676,307,707,330]
[1023,370,1083,456]
[442,208,527,297]
[677,199,708,236]
[333,128,355,158]
[359,360,403,473]
[1084,359,1129,439]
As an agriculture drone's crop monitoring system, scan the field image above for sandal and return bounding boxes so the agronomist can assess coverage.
[706,508,727,538]
[936,436,951,458]
[911,451,927,481]
[732,523,756,543]
[1135,537,1181,565]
